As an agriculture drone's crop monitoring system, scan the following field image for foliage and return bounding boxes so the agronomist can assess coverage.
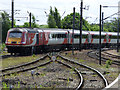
[2,82,8,88]
[47,6,61,28]
[54,7,61,28]
[39,25,48,28]
[47,14,56,28]
[32,54,36,57]
[90,24,99,31]
[105,60,112,68]
[61,12,90,30]
[103,18,120,32]
[22,13,39,28]
[0,12,11,42]
[0,43,6,53]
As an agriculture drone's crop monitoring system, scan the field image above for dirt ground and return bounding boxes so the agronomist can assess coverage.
[1,49,119,89]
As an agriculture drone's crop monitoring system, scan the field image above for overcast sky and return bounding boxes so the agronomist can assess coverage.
[0,0,120,25]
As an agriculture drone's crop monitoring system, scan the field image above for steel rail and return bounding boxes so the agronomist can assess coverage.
[58,55,109,87]
[87,51,120,65]
[57,60,83,90]
[0,61,51,76]
[1,54,49,72]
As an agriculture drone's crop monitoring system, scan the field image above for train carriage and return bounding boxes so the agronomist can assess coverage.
[88,31,108,48]
[68,30,89,49]
[5,28,40,54]
[41,29,68,51]
[5,28,120,55]
[107,32,120,47]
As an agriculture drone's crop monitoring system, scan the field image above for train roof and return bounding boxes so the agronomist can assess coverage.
[88,31,107,35]
[8,28,119,36]
[67,29,89,34]
[8,28,38,33]
[41,29,68,33]
[107,32,117,36]
[8,28,28,32]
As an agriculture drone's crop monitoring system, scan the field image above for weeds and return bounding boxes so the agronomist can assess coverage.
[32,54,36,57]
[40,84,43,88]
[105,60,112,68]
[72,67,75,71]
[0,43,6,53]
[2,82,8,88]
[17,81,20,88]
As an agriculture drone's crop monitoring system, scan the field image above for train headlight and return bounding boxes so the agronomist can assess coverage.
[18,42,21,44]
[22,42,26,44]
[7,42,10,44]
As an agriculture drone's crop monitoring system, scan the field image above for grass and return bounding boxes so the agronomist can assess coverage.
[79,59,85,63]
[2,55,41,69]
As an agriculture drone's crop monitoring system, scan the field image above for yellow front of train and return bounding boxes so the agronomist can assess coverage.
[7,36,22,44]
[5,28,26,54]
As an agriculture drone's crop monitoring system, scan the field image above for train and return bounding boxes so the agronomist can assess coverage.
[5,28,120,55]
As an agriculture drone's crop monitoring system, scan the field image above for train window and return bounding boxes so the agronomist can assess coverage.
[92,35,99,39]
[74,34,87,38]
[101,35,106,39]
[51,34,67,38]
[52,34,56,38]
[110,36,118,39]
[82,35,87,38]
[109,36,112,38]
[49,34,52,39]
[9,31,22,38]
[74,34,79,38]
[92,35,106,39]
[41,34,43,38]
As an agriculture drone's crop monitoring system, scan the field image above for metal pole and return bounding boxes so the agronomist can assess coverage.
[29,12,31,28]
[99,5,102,65]
[79,0,83,51]
[102,12,104,31]
[117,19,119,52]
[0,20,2,44]
[72,7,75,55]
[11,0,14,28]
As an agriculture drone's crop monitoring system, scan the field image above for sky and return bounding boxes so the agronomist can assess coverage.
[0,0,120,25]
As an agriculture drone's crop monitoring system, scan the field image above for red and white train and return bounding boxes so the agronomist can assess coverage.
[5,28,120,55]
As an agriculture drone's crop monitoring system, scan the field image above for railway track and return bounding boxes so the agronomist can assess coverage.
[1,51,109,89]
[57,54,108,89]
[0,54,51,76]
[1,53,83,89]
[87,49,120,65]
[101,50,120,59]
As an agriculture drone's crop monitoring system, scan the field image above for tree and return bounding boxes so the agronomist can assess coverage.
[103,18,120,32]
[54,7,61,28]
[0,12,11,42]
[47,15,56,28]
[23,22,29,27]
[31,14,38,28]
[47,6,61,28]
[22,14,39,28]
[61,12,90,30]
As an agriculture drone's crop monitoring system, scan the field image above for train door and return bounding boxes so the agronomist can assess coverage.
[67,31,71,44]
[88,34,92,44]
[36,33,39,45]
[39,33,43,45]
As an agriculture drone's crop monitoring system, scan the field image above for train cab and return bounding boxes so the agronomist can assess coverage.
[5,28,28,54]
[5,28,27,45]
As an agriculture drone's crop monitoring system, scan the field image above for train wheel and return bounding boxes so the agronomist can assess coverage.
[11,53,13,56]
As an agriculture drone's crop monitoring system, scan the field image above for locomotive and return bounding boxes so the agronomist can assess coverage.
[5,28,120,55]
